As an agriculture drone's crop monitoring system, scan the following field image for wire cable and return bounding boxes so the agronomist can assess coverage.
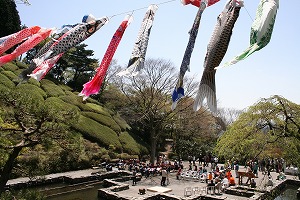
[109,0,176,19]
[243,5,254,22]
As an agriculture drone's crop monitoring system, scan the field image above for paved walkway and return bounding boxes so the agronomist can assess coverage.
[7,168,104,186]
[116,165,297,199]
[6,164,298,199]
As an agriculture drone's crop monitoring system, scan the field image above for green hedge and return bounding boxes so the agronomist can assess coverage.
[45,97,80,112]
[0,84,11,98]
[81,112,121,133]
[60,94,102,112]
[0,62,146,159]
[27,78,41,87]
[59,84,73,92]
[72,115,122,150]
[85,103,111,116]
[16,83,47,99]
[40,80,66,97]
[119,132,140,155]
[113,113,131,131]
[0,73,15,88]
[1,70,18,81]
[15,61,28,69]
[15,84,45,105]
[2,63,19,71]
[86,97,101,105]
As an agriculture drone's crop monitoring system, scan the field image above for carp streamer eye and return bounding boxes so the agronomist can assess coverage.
[88,27,95,33]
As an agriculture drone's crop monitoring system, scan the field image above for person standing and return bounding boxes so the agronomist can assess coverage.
[176,167,182,180]
[234,161,239,178]
[253,162,259,177]
[161,167,168,186]
[132,169,137,186]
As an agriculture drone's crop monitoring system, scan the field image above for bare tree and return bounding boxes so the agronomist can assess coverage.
[215,107,243,133]
[116,58,215,163]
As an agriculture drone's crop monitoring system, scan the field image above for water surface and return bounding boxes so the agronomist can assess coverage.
[274,185,298,200]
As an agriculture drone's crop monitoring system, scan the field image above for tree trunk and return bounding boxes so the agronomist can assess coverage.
[0,146,23,192]
[150,130,157,165]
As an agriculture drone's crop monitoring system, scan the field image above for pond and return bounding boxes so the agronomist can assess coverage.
[273,185,299,200]
[39,181,103,200]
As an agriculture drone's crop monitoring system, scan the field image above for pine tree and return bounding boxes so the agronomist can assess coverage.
[0,0,21,38]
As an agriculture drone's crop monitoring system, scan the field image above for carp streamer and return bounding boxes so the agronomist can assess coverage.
[194,0,244,113]
[171,0,221,110]
[79,15,133,100]
[117,5,158,77]
[218,0,279,68]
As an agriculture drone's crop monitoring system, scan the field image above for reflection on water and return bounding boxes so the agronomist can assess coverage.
[274,185,298,200]
[42,182,103,200]
[46,186,99,200]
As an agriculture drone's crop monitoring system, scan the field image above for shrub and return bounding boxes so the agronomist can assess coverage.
[60,94,100,112]
[113,113,131,131]
[0,73,15,88]
[25,77,41,87]
[101,154,111,162]
[72,115,122,150]
[86,97,101,105]
[16,83,47,99]
[85,103,111,116]
[15,60,28,69]
[81,112,121,133]
[1,70,18,81]
[40,79,66,97]
[2,62,19,71]
[0,84,11,97]
[59,84,73,92]
[0,189,45,200]
[119,132,140,155]
[45,97,80,123]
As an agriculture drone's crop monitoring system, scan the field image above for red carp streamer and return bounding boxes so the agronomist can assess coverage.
[79,15,133,100]
[0,26,41,55]
[181,0,220,7]
[0,28,52,67]
[28,53,63,81]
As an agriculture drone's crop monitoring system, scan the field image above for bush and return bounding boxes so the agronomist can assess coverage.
[1,70,18,81]
[2,63,19,71]
[119,132,141,155]
[101,154,111,162]
[72,115,122,150]
[15,60,28,69]
[60,94,100,112]
[82,112,121,133]
[85,103,111,116]
[113,113,131,131]
[40,79,66,97]
[27,77,41,87]
[16,83,47,99]
[0,73,15,88]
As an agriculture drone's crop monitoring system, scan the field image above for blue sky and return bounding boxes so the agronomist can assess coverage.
[16,0,300,110]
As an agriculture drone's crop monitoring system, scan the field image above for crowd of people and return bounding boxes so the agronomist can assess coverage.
[105,156,290,192]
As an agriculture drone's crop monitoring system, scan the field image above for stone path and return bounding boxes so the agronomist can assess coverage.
[116,165,298,199]
[7,168,105,186]
[6,163,299,199]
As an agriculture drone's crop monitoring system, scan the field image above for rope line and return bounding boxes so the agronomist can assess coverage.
[243,5,254,22]
[109,0,176,19]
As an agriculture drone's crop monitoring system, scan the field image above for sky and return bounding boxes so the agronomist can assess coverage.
[15,0,300,110]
